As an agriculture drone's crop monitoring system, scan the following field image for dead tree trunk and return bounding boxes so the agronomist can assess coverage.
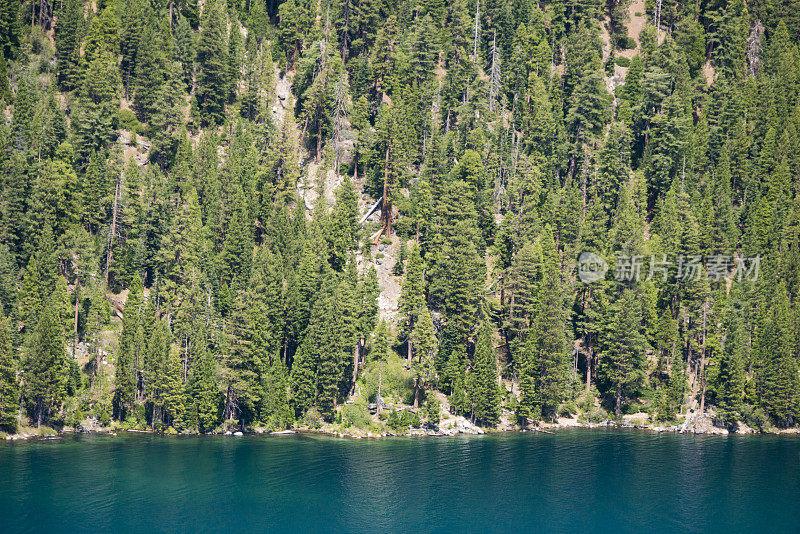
[73,279,80,334]
[374,146,392,244]
[376,359,383,415]
[349,339,360,397]
[699,301,708,413]
[316,118,322,163]
[585,346,592,393]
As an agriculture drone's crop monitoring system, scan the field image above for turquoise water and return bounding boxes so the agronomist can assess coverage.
[1,430,799,533]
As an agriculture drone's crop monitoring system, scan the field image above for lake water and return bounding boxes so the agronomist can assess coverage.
[1,429,799,533]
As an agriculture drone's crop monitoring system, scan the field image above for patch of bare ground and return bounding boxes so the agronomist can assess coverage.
[618,0,646,60]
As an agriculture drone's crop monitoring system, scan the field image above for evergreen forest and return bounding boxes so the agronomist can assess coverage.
[1,0,800,436]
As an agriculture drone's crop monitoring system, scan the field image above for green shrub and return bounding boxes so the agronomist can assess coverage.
[623,402,647,415]
[302,407,324,429]
[559,401,578,418]
[587,407,609,423]
[362,352,415,405]
[392,258,404,276]
[342,402,373,429]
[740,404,767,431]
[618,36,637,50]
[576,395,593,413]
[387,410,403,431]
[387,409,419,432]
[95,401,112,426]
[116,109,143,134]
[615,56,631,67]
[392,214,415,238]
[424,397,441,426]
[401,410,420,428]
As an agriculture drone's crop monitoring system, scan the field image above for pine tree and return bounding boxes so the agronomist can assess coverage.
[0,244,17,317]
[598,288,648,417]
[133,24,168,124]
[326,175,359,271]
[226,19,243,103]
[24,298,69,427]
[471,322,500,426]
[114,276,142,420]
[163,344,186,429]
[174,14,195,90]
[144,320,171,428]
[371,320,391,414]
[81,50,122,105]
[188,328,219,433]
[261,358,293,429]
[55,0,84,91]
[0,312,18,432]
[757,282,798,426]
[220,292,263,427]
[429,219,485,348]
[411,305,437,408]
[150,62,187,168]
[278,0,312,66]
[516,333,539,424]
[120,0,147,96]
[521,233,569,420]
[715,307,746,425]
[398,243,425,361]
[195,1,228,125]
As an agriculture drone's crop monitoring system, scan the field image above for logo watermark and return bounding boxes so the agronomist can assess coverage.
[577,252,609,283]
[577,253,760,283]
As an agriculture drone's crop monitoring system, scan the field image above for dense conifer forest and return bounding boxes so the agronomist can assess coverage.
[1,0,799,436]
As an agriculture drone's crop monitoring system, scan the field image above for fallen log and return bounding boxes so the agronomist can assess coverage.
[359,196,383,224]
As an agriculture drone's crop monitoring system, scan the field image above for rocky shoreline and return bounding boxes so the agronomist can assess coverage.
[6,411,800,441]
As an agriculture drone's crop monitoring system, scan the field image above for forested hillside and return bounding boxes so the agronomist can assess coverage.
[1,0,799,436]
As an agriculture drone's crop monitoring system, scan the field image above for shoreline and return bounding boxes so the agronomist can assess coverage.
[5,414,800,442]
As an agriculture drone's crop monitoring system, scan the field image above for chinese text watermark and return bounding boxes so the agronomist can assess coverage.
[577,253,760,284]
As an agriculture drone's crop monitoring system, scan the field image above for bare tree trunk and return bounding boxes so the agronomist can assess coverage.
[72,278,80,377]
[184,337,190,382]
[73,279,80,333]
[472,0,480,60]
[585,346,592,393]
[699,301,708,413]
[349,340,359,396]
[383,145,391,237]
[374,146,391,244]
[376,359,383,415]
[413,378,420,409]
[316,118,322,163]
[300,116,309,145]
[581,157,588,223]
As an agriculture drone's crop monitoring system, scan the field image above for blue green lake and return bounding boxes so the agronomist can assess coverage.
[2,429,799,533]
